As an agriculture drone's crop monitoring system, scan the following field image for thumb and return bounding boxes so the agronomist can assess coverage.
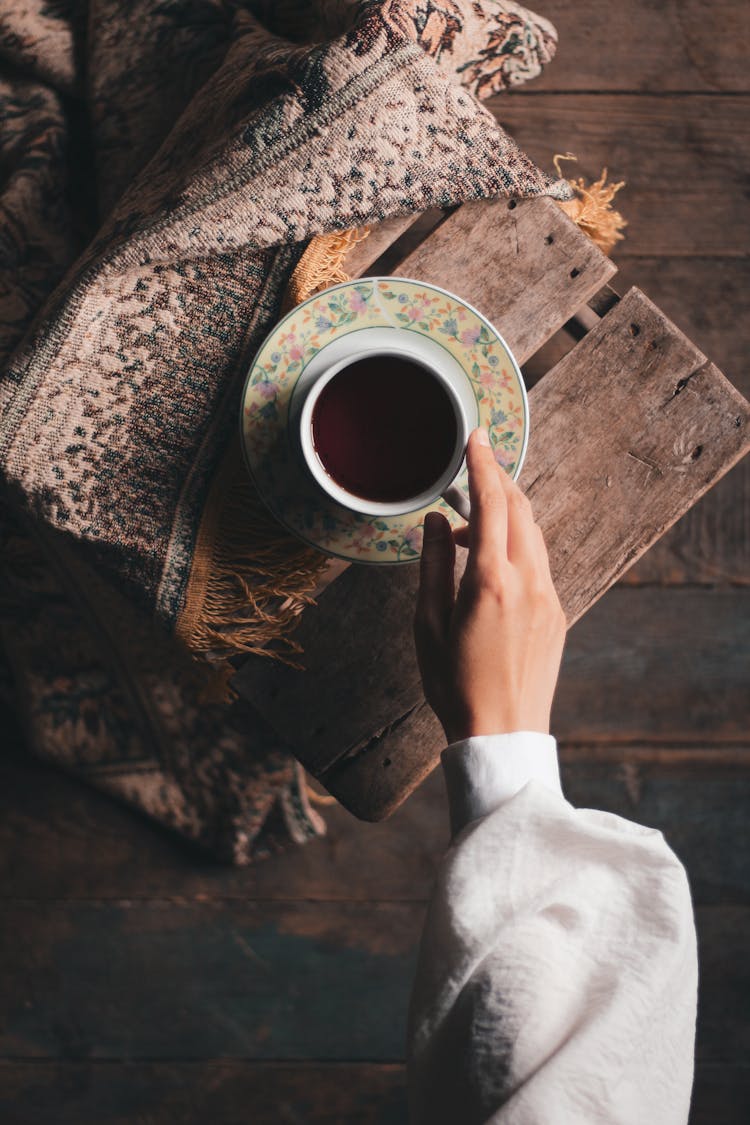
[415,511,455,643]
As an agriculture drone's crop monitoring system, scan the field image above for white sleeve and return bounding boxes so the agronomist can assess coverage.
[407,733,698,1125]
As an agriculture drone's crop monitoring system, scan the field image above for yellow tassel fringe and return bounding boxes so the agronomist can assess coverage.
[282,226,372,312]
[176,442,328,680]
[553,154,626,255]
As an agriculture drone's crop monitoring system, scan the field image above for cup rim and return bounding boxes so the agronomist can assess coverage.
[298,345,469,517]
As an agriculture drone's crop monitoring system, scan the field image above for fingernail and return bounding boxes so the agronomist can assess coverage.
[475,427,490,447]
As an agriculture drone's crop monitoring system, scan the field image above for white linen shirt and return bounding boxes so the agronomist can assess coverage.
[407,733,698,1125]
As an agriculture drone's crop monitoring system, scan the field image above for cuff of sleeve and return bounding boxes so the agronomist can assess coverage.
[441,732,562,837]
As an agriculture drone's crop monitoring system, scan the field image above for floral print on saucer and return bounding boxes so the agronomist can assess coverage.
[240,277,528,563]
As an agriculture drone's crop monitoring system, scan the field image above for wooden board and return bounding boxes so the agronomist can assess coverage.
[613,260,749,396]
[0,1062,747,1125]
[529,0,750,93]
[0,1062,746,1125]
[323,584,750,820]
[0,900,745,1061]
[0,901,421,1060]
[0,1063,410,1125]
[2,749,749,906]
[391,196,617,363]
[491,95,750,256]
[236,286,750,814]
[305,194,617,598]
[613,258,750,584]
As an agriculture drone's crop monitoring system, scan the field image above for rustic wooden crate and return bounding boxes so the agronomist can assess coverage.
[234,195,750,819]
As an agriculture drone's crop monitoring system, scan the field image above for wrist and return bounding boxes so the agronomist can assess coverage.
[443,711,551,743]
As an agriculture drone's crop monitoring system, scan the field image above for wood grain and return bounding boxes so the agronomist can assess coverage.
[344,208,447,279]
[613,258,750,584]
[324,586,750,819]
[0,1063,409,1125]
[490,95,750,256]
[0,902,421,1061]
[529,0,750,93]
[0,1061,745,1125]
[520,288,749,618]
[613,259,749,395]
[237,287,750,807]
[0,901,745,1063]
[2,750,749,905]
[391,196,616,364]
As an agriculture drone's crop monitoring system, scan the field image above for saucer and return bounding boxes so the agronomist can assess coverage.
[240,277,528,563]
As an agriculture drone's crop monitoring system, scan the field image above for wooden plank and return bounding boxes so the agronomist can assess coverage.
[521,289,750,620]
[613,260,749,398]
[613,259,750,584]
[344,209,447,279]
[0,902,421,1061]
[695,907,750,1063]
[3,750,749,905]
[0,749,448,904]
[528,0,750,93]
[0,901,745,1062]
[0,1061,745,1125]
[491,95,749,256]
[390,196,617,364]
[302,196,613,602]
[341,214,421,278]
[324,586,750,819]
[0,1062,409,1125]
[558,755,750,906]
[624,462,749,584]
[237,287,750,809]
[690,1066,750,1125]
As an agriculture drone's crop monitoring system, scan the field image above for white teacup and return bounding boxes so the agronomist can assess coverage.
[297,344,472,520]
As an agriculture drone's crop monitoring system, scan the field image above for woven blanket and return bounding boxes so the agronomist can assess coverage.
[0,0,571,862]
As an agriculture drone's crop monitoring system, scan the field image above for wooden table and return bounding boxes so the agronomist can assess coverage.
[234,195,750,819]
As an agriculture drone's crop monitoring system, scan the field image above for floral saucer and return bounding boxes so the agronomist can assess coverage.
[240,277,528,563]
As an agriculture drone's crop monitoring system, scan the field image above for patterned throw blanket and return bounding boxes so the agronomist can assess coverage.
[0,1,571,861]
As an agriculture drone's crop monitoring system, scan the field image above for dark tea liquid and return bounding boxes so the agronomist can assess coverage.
[311,355,457,503]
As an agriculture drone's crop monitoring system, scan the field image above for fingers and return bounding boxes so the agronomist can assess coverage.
[466,428,508,570]
[415,510,455,642]
[452,523,470,548]
[504,477,541,571]
[464,428,551,579]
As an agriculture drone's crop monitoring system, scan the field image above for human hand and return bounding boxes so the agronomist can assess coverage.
[414,428,566,743]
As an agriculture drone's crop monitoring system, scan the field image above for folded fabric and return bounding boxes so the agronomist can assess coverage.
[0,1,570,861]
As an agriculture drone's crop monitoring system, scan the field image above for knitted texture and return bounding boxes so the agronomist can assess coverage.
[0,0,570,861]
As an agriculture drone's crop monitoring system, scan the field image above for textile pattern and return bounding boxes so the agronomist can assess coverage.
[0,1,569,860]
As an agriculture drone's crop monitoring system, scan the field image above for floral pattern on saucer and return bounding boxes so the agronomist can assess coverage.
[240,277,528,563]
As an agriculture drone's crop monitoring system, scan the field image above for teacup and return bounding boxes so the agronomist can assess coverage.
[297,343,472,520]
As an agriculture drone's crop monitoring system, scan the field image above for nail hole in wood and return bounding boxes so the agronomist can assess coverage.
[508,199,517,210]
[544,234,554,245]
[383,757,392,768]
[629,323,640,337]
[570,267,580,279]
[691,445,703,461]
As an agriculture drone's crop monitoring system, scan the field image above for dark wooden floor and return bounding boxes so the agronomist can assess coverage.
[1,3,748,1122]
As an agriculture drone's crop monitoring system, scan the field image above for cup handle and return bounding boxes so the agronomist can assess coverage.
[441,482,471,522]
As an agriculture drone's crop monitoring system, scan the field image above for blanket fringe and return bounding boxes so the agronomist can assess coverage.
[176,441,328,693]
[553,153,626,255]
[282,225,371,313]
